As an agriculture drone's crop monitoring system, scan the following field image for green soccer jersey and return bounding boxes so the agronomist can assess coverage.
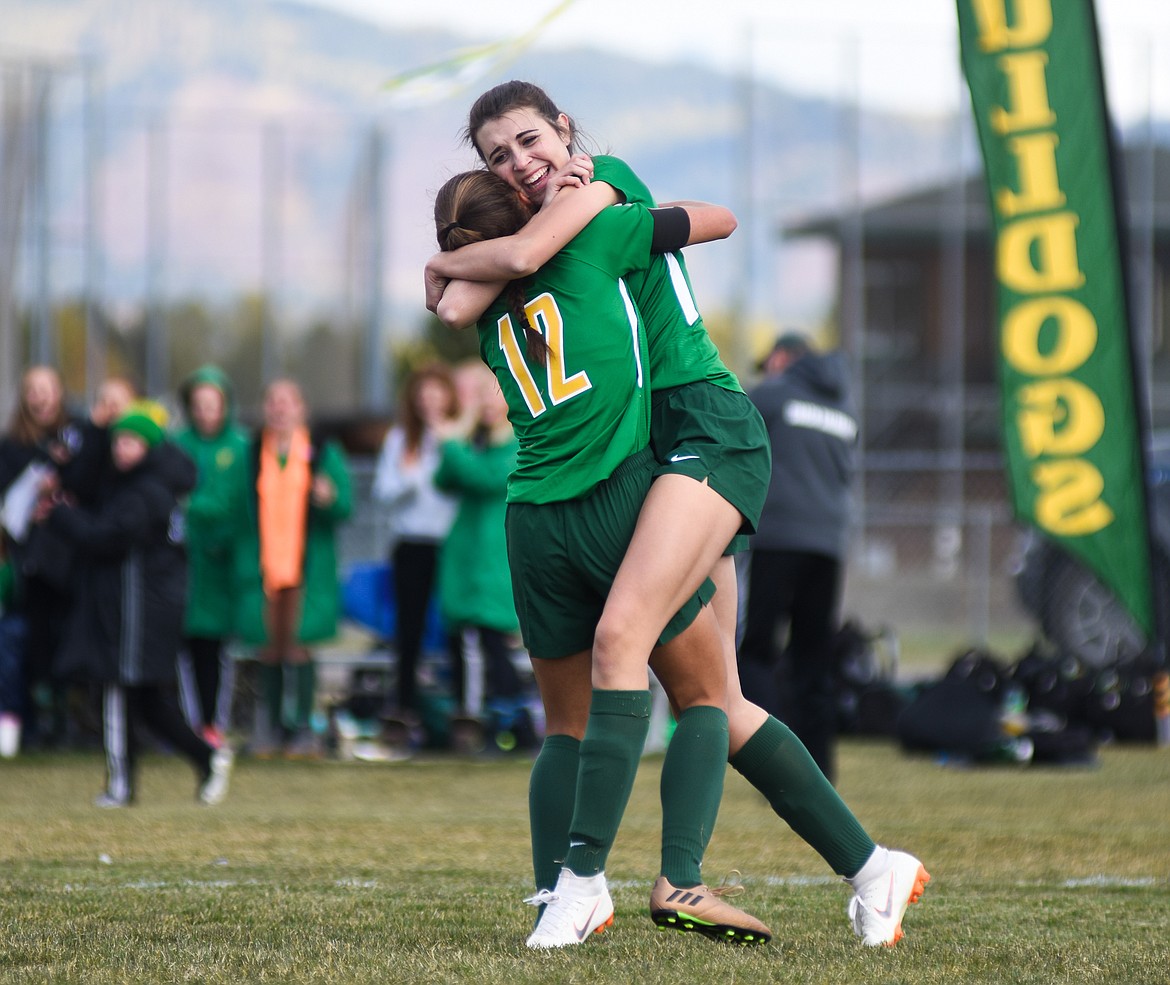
[477,203,655,505]
[592,155,743,394]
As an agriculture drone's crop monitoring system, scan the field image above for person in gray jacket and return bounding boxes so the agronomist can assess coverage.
[739,332,858,783]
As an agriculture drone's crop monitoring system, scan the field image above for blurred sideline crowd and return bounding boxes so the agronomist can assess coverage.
[0,359,527,801]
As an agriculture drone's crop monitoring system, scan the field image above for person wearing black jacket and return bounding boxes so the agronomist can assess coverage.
[739,333,859,784]
[0,365,86,749]
[44,402,232,807]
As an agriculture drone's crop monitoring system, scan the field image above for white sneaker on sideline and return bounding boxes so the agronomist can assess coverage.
[524,868,614,949]
[847,849,930,946]
[199,748,234,805]
[0,713,20,759]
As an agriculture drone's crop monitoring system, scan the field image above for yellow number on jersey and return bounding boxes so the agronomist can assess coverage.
[497,292,592,418]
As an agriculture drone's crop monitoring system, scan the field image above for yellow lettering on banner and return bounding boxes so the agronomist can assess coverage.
[976,0,1117,539]
[998,212,1085,293]
[996,133,1065,218]
[972,0,1053,53]
[991,51,1057,134]
[1017,378,1105,457]
[1001,296,1097,375]
[1032,460,1114,535]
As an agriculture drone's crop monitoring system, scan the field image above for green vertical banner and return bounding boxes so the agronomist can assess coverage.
[957,0,1155,636]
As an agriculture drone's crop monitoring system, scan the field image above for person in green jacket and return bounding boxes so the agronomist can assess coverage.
[174,365,250,749]
[234,378,352,759]
[434,362,522,722]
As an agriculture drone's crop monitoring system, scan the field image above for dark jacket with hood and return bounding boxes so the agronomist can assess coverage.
[49,441,196,685]
[749,350,858,558]
[173,365,250,639]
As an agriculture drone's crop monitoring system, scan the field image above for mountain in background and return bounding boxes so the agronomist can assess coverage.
[2,0,964,372]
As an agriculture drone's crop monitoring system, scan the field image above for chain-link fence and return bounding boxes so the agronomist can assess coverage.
[844,499,1029,655]
[0,55,393,417]
[333,449,1170,699]
[339,455,1044,666]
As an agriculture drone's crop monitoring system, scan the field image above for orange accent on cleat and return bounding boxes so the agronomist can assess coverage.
[848,851,931,947]
[882,865,930,948]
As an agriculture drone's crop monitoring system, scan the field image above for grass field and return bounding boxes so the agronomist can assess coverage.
[3,738,1169,984]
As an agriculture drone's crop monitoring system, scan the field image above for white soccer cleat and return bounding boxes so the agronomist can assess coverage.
[199,747,234,806]
[524,868,614,949]
[847,850,930,946]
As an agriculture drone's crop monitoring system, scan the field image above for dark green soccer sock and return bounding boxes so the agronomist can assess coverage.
[293,661,316,730]
[563,688,651,876]
[730,716,875,878]
[260,663,284,732]
[660,704,729,887]
[529,734,581,893]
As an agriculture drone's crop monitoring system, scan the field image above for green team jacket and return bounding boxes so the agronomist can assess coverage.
[173,366,251,639]
[433,432,520,634]
[233,434,352,646]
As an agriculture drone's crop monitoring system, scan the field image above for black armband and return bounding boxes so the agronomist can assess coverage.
[649,207,690,254]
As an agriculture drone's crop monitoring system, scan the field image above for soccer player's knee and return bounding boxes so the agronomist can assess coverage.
[591,611,641,666]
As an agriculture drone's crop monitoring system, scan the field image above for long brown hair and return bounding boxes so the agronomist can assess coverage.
[434,169,548,365]
[6,365,68,445]
[463,80,577,160]
[398,363,457,454]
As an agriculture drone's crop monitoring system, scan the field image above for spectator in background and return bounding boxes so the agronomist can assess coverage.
[91,377,138,428]
[56,375,138,508]
[433,363,522,725]
[43,375,144,748]
[739,332,859,784]
[371,365,458,723]
[0,540,25,758]
[236,378,352,759]
[0,365,85,749]
[44,401,232,807]
[174,365,250,749]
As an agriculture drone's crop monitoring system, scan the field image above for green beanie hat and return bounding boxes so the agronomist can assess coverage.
[112,400,168,448]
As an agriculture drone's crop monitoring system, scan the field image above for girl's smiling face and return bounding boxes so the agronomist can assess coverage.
[23,367,63,430]
[474,107,572,206]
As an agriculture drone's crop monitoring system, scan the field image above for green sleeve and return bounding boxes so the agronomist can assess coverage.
[313,440,352,523]
[592,155,656,207]
[434,438,515,497]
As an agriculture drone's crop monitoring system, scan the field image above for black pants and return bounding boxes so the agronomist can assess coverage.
[181,636,231,731]
[447,626,523,715]
[390,539,440,714]
[102,682,213,802]
[22,576,71,746]
[738,548,842,782]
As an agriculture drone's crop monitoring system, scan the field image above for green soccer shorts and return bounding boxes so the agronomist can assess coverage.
[649,380,772,535]
[506,448,715,660]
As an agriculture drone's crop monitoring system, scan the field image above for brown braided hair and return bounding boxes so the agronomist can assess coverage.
[434,170,549,365]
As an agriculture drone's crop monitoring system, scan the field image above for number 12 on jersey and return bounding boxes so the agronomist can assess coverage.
[497,292,592,418]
